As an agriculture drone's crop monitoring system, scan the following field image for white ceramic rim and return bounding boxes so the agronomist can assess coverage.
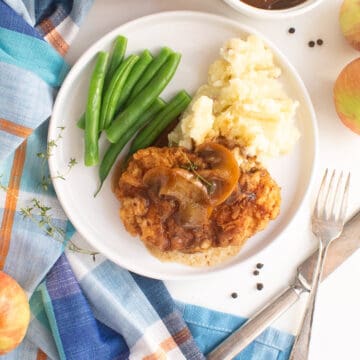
[49,11,318,280]
[223,0,325,19]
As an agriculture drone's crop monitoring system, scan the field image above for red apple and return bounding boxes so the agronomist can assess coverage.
[0,271,30,355]
[339,0,360,51]
[333,58,360,134]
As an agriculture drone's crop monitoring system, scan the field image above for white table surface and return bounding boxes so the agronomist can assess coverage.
[66,1,360,359]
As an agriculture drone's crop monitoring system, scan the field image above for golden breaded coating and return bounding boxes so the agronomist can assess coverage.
[115,146,281,265]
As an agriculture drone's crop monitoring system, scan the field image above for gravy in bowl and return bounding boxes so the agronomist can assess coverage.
[241,0,307,10]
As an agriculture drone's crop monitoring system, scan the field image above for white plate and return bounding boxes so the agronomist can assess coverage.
[49,11,318,280]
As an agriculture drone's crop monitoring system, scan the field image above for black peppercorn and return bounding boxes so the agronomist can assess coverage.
[288,27,295,34]
[256,283,264,291]
[253,270,260,276]
[317,39,323,46]
[256,263,264,269]
[231,292,238,299]
[308,41,315,48]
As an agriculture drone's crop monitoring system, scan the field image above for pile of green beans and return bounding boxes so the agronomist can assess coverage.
[79,35,191,195]
[106,52,181,143]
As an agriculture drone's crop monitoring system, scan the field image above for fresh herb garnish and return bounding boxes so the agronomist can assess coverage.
[52,157,78,181]
[181,154,215,194]
[20,198,98,256]
[37,127,78,191]
[37,126,65,161]
[0,174,7,193]
[15,126,94,256]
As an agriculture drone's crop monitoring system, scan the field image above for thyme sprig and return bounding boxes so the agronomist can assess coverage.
[181,155,215,194]
[37,126,65,161]
[0,174,7,192]
[36,127,77,191]
[23,127,95,258]
[40,158,78,191]
[20,198,98,257]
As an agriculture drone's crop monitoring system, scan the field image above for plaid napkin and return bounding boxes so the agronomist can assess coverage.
[0,1,294,359]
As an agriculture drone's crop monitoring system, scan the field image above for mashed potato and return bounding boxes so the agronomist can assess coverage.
[168,35,300,161]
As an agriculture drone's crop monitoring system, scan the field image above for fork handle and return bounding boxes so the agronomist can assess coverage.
[289,242,329,360]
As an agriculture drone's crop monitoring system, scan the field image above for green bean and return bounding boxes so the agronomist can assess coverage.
[114,49,153,113]
[85,51,109,166]
[128,90,191,157]
[106,52,181,144]
[126,47,173,104]
[94,98,166,196]
[78,36,127,131]
[100,55,139,130]
[77,113,85,130]
[104,35,127,88]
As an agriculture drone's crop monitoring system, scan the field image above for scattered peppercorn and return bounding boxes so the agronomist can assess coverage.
[308,41,315,48]
[256,283,264,291]
[317,39,323,46]
[231,292,238,299]
[288,27,295,34]
[256,263,264,269]
[253,270,260,276]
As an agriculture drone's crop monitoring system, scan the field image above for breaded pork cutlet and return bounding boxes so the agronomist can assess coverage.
[116,144,281,266]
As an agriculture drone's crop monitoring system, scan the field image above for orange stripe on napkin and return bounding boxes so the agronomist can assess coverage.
[39,18,69,56]
[0,118,32,138]
[159,336,177,352]
[143,351,166,360]
[0,141,27,270]
[172,327,191,346]
[36,349,47,360]
[143,327,191,360]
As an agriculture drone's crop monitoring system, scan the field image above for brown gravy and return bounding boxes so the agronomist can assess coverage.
[241,0,307,10]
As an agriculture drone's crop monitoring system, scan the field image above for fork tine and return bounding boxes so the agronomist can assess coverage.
[329,171,343,222]
[314,168,328,218]
[337,172,350,224]
[324,169,336,220]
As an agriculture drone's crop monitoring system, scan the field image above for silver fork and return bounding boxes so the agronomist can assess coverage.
[289,169,350,360]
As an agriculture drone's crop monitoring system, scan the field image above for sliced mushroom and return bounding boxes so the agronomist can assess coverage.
[196,142,240,206]
[143,167,211,228]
